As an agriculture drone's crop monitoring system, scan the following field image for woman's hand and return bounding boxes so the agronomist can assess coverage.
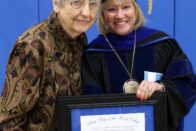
[136,80,164,101]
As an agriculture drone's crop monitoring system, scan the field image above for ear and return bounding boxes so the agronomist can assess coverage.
[52,0,59,13]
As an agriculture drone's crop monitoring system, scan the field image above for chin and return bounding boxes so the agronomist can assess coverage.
[77,26,89,33]
[116,31,129,36]
[112,27,130,35]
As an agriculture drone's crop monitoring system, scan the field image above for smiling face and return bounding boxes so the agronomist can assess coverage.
[102,0,136,36]
[53,0,100,38]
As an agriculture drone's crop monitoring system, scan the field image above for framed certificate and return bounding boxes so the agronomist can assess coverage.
[57,92,167,131]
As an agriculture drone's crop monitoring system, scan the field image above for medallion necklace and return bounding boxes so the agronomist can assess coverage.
[104,30,139,93]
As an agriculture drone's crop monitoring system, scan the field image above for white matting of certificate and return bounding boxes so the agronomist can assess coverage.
[80,113,145,131]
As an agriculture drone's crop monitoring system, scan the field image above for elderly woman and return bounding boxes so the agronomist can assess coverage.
[0,0,100,130]
[82,0,196,131]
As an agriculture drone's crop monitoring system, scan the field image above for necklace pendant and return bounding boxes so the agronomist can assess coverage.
[123,79,139,94]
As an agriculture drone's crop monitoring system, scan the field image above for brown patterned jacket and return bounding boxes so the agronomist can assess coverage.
[0,12,86,131]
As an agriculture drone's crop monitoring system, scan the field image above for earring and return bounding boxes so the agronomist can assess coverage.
[55,11,58,18]
[54,11,59,18]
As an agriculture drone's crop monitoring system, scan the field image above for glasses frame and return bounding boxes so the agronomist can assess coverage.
[70,0,100,11]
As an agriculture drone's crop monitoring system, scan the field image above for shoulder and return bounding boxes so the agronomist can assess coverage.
[13,20,52,55]
[18,20,50,44]
[136,27,176,47]
[138,27,168,36]
[88,34,105,47]
[8,21,50,63]
[84,34,112,52]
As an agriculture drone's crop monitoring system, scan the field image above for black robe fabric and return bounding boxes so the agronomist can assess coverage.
[82,27,196,131]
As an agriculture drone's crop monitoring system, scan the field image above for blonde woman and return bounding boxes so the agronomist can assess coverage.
[82,0,196,131]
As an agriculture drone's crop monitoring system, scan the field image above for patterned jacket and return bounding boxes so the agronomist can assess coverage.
[0,12,87,130]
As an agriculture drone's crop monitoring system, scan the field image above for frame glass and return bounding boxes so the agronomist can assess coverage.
[57,92,167,131]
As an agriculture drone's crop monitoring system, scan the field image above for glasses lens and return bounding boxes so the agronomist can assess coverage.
[89,1,99,10]
[71,0,99,11]
[71,0,84,9]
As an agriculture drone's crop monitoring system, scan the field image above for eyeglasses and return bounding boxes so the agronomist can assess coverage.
[70,0,100,11]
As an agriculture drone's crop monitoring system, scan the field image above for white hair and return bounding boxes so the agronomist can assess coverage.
[56,0,65,6]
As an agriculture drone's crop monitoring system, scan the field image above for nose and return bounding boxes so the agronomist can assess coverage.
[81,3,90,16]
[115,9,124,19]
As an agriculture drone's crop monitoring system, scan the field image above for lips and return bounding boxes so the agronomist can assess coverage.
[75,19,90,25]
[77,19,89,22]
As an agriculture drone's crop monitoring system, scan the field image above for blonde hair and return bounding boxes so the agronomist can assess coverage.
[97,0,145,35]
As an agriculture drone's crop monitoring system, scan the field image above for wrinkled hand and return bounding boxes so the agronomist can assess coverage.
[136,80,164,101]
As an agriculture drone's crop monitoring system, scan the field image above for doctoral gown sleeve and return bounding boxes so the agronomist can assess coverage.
[155,39,196,130]
[0,39,43,130]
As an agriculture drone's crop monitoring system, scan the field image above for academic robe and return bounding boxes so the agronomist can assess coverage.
[82,27,196,131]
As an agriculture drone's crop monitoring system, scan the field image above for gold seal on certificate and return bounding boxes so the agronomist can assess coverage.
[123,79,139,94]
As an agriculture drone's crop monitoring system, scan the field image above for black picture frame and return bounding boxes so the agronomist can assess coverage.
[57,92,167,131]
